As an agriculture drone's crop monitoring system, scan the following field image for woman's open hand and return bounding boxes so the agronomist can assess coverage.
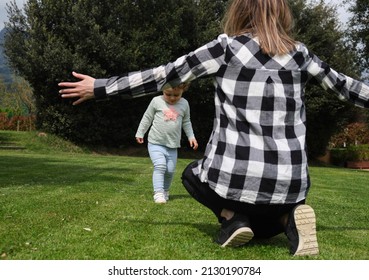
[58,72,96,105]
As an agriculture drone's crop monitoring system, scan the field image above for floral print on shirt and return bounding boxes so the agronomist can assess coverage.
[163,107,179,121]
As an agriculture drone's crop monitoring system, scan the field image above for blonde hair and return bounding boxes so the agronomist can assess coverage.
[222,0,296,56]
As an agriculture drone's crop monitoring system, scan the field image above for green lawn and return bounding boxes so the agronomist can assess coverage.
[0,131,368,260]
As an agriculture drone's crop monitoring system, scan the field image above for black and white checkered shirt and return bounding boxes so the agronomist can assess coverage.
[94,33,369,204]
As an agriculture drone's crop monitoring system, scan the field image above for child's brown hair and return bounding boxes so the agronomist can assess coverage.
[173,82,190,92]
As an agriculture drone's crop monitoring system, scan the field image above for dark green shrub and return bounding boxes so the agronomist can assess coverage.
[330,144,369,166]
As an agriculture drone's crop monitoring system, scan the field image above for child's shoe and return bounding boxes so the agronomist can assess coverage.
[153,192,166,204]
[164,191,169,201]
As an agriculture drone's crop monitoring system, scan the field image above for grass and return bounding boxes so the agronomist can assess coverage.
[0,130,369,260]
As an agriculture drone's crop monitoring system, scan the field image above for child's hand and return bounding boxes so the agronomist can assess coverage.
[189,138,198,150]
[136,137,144,144]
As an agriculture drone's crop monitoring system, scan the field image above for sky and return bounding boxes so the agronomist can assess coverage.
[0,0,25,30]
[0,0,353,31]
[325,0,353,27]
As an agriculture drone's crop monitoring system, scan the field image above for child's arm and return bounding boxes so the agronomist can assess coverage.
[189,138,198,150]
[182,101,198,150]
[135,98,156,144]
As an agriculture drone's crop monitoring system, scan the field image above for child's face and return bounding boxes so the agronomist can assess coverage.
[163,88,183,105]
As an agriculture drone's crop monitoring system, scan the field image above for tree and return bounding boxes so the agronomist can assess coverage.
[289,0,362,158]
[0,76,35,131]
[3,0,361,157]
[4,0,219,147]
[348,0,369,75]
[0,76,34,115]
[183,0,227,147]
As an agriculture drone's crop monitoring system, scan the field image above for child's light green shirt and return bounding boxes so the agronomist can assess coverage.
[135,96,195,148]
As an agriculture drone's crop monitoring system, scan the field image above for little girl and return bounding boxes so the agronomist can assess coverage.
[135,83,198,203]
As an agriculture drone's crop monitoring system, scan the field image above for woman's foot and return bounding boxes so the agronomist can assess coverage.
[216,213,254,247]
[285,204,319,256]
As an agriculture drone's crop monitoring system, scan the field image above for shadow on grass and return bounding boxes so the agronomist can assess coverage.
[167,194,190,201]
[120,216,288,250]
[0,154,137,188]
[317,225,369,231]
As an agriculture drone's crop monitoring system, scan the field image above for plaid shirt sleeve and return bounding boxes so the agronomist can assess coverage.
[94,36,226,100]
[94,34,369,205]
[304,47,369,108]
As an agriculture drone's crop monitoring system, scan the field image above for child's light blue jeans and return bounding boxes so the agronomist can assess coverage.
[148,143,178,193]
